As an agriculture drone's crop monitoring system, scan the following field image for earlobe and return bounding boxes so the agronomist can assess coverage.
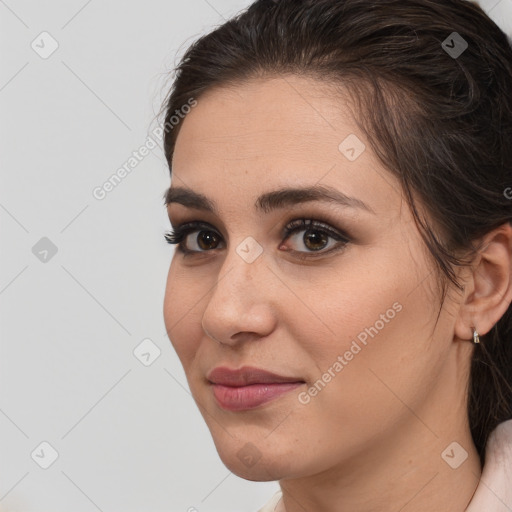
[454,222,512,341]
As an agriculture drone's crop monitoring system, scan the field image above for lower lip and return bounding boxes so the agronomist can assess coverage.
[211,382,304,411]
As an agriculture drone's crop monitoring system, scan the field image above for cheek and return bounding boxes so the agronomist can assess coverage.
[288,248,437,413]
[292,238,435,358]
[163,260,203,367]
[283,249,405,353]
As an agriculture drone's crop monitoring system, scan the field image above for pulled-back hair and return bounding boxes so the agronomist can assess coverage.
[158,0,512,465]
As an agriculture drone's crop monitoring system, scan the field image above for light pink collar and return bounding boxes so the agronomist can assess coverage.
[466,419,512,511]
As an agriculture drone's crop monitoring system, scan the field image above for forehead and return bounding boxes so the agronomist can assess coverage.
[174,75,354,161]
[171,75,402,218]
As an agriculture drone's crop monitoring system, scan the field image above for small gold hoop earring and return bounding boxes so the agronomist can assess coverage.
[471,326,480,344]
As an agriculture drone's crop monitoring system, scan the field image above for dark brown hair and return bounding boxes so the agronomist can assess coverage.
[158,0,512,465]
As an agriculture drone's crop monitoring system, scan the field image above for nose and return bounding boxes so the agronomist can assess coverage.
[200,243,278,347]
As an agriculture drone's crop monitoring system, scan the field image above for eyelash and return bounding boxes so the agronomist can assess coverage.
[163,218,350,260]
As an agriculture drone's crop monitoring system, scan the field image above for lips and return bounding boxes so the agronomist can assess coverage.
[207,366,304,386]
[207,366,305,411]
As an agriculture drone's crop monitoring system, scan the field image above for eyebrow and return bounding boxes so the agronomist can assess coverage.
[163,184,375,215]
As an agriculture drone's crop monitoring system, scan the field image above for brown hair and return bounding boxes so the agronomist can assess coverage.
[158,0,512,465]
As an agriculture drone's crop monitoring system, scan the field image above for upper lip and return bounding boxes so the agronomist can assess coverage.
[207,366,305,387]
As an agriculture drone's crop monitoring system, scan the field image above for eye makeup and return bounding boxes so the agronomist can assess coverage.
[164,216,351,260]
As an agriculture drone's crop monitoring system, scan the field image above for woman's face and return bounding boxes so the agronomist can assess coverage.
[163,75,468,481]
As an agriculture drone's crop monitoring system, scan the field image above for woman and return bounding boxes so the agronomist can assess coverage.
[159,0,512,510]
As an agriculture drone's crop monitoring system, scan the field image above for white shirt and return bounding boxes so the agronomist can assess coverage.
[257,419,512,512]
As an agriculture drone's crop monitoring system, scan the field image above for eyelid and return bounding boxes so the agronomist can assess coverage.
[284,218,350,241]
[168,217,350,243]
[169,208,353,236]
[169,218,227,241]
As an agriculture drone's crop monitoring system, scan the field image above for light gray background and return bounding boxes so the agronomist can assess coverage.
[1,1,511,511]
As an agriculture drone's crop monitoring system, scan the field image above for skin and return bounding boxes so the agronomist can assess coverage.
[162,75,512,512]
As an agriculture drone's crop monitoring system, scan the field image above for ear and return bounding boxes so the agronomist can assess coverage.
[454,222,512,342]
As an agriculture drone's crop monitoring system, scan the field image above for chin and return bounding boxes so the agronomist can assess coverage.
[211,435,299,481]
[227,463,280,482]
[218,452,292,481]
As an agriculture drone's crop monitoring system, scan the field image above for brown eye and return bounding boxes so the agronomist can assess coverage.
[302,230,329,251]
[285,228,338,253]
[165,218,350,259]
[164,221,225,254]
[282,218,349,257]
[196,231,221,250]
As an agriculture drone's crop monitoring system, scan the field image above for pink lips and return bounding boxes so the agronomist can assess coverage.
[207,366,305,411]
